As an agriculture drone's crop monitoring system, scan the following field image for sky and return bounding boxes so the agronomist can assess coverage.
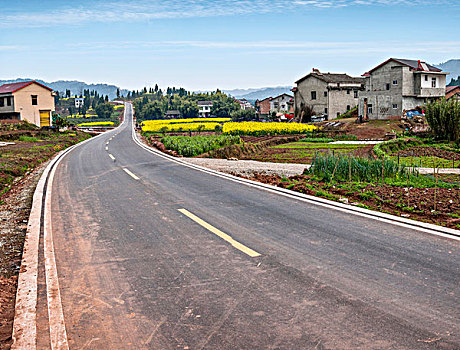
[1,0,459,91]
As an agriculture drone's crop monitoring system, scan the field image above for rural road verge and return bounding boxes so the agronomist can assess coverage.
[12,118,126,349]
[132,114,460,241]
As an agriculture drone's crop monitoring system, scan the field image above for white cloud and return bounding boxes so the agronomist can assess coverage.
[0,0,456,27]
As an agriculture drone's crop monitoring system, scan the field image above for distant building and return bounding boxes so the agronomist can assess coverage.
[255,97,271,119]
[237,98,253,110]
[197,101,213,118]
[446,85,460,101]
[293,69,364,120]
[75,97,84,108]
[0,81,55,127]
[358,58,448,119]
[270,93,293,113]
[164,110,181,119]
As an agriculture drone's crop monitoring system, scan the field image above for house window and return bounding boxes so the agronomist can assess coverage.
[7,97,12,106]
[0,98,3,107]
[354,90,358,98]
[347,90,350,95]
[324,91,327,97]
[431,78,436,88]
[385,83,390,90]
[368,104,373,114]
[425,75,428,81]
[393,80,398,85]
[31,95,38,105]
[325,108,328,113]
[311,91,316,100]
[392,104,398,109]
[347,105,350,111]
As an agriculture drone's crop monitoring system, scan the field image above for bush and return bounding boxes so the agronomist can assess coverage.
[160,135,241,157]
[425,98,460,142]
[306,153,412,182]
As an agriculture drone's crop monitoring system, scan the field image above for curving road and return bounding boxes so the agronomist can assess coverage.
[38,103,459,349]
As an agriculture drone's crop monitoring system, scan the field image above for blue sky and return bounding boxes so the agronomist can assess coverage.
[1,0,459,91]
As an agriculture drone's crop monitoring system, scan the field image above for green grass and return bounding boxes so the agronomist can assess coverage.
[390,155,460,168]
[18,136,39,142]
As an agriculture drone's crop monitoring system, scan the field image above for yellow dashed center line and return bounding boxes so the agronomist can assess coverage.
[178,209,261,258]
[123,168,140,180]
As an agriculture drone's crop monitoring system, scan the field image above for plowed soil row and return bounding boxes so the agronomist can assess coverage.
[238,173,460,229]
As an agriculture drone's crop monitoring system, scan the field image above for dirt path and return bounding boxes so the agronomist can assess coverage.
[0,162,48,349]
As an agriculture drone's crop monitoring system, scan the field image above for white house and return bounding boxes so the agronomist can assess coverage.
[269,93,293,113]
[75,97,84,108]
[197,101,213,118]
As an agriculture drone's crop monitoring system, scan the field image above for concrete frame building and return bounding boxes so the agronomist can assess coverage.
[197,101,213,118]
[0,81,55,127]
[292,69,364,120]
[292,69,364,119]
[358,58,448,120]
[255,97,271,119]
[269,94,293,113]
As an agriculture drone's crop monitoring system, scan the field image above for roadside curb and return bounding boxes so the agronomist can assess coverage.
[12,118,126,349]
[130,106,459,241]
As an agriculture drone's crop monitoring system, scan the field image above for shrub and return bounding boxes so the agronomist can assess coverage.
[160,135,241,157]
[425,98,460,142]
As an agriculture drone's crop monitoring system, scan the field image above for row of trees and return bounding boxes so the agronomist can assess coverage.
[132,88,242,121]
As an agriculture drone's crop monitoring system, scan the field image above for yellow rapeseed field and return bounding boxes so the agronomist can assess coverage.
[142,122,221,132]
[223,121,318,136]
[77,121,114,126]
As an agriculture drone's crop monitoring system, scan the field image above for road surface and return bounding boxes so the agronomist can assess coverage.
[38,104,459,349]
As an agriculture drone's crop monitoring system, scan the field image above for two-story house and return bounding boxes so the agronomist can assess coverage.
[269,94,293,113]
[358,58,448,119]
[255,97,271,119]
[237,98,253,110]
[198,101,213,118]
[0,81,55,127]
[292,69,364,120]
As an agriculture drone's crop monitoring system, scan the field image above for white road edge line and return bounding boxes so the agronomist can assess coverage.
[12,104,129,349]
[44,155,70,350]
[129,104,460,242]
[105,146,108,151]
[123,168,140,180]
[109,154,116,161]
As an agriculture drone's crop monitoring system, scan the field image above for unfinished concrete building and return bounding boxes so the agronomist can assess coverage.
[358,58,448,120]
[292,69,364,120]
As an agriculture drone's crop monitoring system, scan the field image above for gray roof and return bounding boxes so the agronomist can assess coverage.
[197,101,213,105]
[165,110,180,114]
[296,72,364,85]
[368,58,442,73]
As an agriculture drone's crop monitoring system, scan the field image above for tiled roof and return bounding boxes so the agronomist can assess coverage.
[368,58,442,74]
[296,73,364,85]
[197,101,213,105]
[0,81,53,94]
[446,85,459,93]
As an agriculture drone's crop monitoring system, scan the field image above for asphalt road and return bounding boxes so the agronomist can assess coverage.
[42,104,459,349]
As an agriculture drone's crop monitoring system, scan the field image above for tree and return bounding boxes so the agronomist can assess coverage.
[425,98,460,143]
[116,88,120,98]
[95,103,114,119]
[154,84,159,92]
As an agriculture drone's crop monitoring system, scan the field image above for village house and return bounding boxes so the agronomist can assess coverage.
[75,97,84,108]
[446,85,460,101]
[0,81,55,127]
[292,69,364,120]
[270,93,293,113]
[237,98,253,110]
[358,58,448,120]
[255,97,271,119]
[164,110,181,119]
[197,101,213,118]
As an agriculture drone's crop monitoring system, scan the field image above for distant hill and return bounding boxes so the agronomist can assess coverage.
[224,86,293,101]
[0,78,129,100]
[434,59,460,84]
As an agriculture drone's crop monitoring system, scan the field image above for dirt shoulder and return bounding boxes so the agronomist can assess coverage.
[0,128,92,349]
[0,162,47,349]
